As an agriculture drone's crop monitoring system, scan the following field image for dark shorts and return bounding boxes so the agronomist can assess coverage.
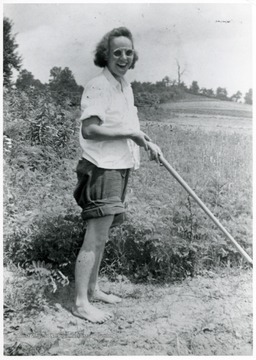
[73,158,130,225]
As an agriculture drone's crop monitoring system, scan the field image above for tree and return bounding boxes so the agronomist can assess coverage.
[200,88,215,98]
[176,59,186,86]
[230,91,242,102]
[154,79,166,91]
[49,66,79,93]
[189,81,199,94]
[178,81,187,91]
[206,88,214,97]
[131,80,143,93]
[16,69,34,90]
[16,69,44,91]
[244,89,252,105]
[162,76,171,87]
[200,87,208,96]
[216,87,228,100]
[48,66,83,105]
[3,17,22,86]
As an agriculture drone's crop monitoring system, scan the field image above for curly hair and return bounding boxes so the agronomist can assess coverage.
[94,27,138,69]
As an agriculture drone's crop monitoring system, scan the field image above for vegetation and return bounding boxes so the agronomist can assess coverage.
[3,86,252,288]
[3,17,22,86]
[3,17,252,357]
[3,17,252,316]
[16,69,45,91]
[244,88,252,105]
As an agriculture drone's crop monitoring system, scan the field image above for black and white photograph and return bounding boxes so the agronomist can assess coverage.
[2,0,254,357]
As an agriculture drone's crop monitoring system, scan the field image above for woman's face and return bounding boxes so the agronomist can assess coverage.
[107,36,134,81]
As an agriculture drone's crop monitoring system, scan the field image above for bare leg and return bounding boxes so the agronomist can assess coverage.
[87,217,122,304]
[73,215,114,323]
[89,253,122,304]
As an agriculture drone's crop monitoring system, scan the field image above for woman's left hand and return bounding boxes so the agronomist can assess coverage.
[147,141,163,164]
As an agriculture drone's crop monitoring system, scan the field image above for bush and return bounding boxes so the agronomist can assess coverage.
[3,88,83,281]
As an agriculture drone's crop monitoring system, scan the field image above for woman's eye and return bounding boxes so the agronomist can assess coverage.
[113,50,122,57]
[126,50,133,56]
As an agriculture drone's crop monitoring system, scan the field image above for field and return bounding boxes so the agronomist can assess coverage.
[3,94,253,356]
[142,95,252,133]
[160,97,252,132]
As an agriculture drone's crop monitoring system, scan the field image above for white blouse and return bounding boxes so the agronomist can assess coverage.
[79,67,140,170]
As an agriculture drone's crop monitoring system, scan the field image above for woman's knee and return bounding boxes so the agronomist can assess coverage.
[86,215,114,242]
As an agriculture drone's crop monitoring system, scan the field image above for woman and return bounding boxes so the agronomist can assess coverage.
[73,27,161,323]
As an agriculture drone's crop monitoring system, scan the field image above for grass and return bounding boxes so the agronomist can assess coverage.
[133,123,251,245]
[99,117,252,282]
[4,96,252,280]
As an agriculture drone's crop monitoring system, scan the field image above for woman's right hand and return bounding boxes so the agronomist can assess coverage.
[130,130,151,149]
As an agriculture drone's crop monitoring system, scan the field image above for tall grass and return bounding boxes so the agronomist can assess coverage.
[103,122,252,280]
[3,89,252,285]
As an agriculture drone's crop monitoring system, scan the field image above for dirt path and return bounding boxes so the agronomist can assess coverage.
[4,268,252,356]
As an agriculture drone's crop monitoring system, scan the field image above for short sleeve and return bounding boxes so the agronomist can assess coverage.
[126,83,139,120]
[80,81,109,124]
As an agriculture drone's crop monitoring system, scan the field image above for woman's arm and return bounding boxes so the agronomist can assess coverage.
[81,117,151,150]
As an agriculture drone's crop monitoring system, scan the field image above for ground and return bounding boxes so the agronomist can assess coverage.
[4,268,252,356]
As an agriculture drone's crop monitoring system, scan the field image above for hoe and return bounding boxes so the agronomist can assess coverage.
[149,145,253,266]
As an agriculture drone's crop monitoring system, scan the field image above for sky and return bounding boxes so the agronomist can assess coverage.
[3,1,254,97]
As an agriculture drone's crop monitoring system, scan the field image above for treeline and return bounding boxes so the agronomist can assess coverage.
[132,78,253,107]
[10,69,253,110]
[14,67,84,107]
[4,16,253,107]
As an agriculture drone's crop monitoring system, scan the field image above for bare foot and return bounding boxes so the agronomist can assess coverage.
[92,289,122,304]
[71,304,113,323]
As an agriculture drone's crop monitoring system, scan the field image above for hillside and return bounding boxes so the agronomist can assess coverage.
[138,95,252,134]
[160,95,252,119]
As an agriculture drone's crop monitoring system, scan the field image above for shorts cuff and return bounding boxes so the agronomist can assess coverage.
[81,201,125,221]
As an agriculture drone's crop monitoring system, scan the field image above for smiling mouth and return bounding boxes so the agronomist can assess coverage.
[117,64,128,69]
